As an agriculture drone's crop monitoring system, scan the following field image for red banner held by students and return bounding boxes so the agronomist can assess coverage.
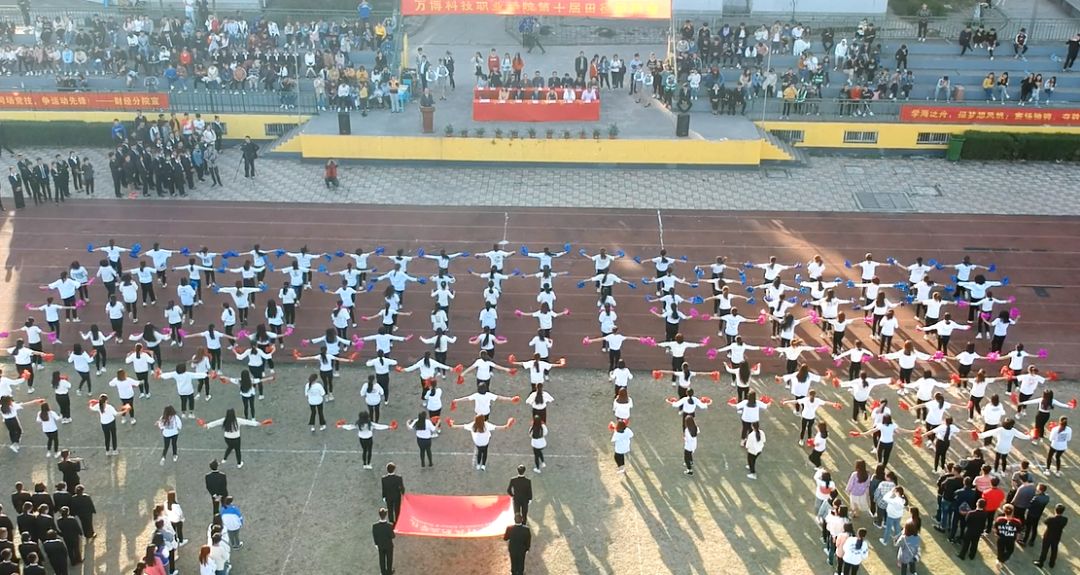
[401,0,671,19]
[0,92,170,111]
[899,104,1080,126]
[394,494,515,538]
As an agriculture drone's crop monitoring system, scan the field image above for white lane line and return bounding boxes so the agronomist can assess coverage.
[278,444,327,575]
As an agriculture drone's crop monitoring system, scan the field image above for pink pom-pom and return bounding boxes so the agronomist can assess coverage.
[1037,349,1048,359]
[980,312,992,322]
[756,314,767,325]
[649,307,659,314]
[300,339,310,347]
[562,308,571,316]
[957,300,969,308]
[862,316,874,325]
[1007,296,1016,303]
[75,299,86,309]
[986,351,1001,361]
[1009,307,1021,319]
[582,336,591,347]
[700,336,710,347]
[877,355,890,362]
[283,326,294,336]
[645,337,658,347]
[177,329,187,339]
[236,329,250,340]
[706,348,718,360]
[86,278,96,286]
[495,336,508,344]
[0,331,7,338]
[24,303,34,311]
[833,358,844,367]
[355,339,365,350]
[514,309,523,317]
[763,347,775,356]
[932,351,945,361]
[688,308,700,319]
[816,345,830,354]
[46,332,58,343]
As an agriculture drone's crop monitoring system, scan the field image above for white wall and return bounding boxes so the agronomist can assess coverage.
[673,0,888,14]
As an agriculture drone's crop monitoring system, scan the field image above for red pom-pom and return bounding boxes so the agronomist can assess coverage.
[335,419,347,428]
[510,395,521,404]
[950,374,961,385]
[608,421,617,431]
[389,420,399,430]
[1030,427,1040,439]
[292,349,302,359]
[450,400,457,411]
[507,354,517,364]
[1069,399,1078,409]
[196,418,206,427]
[394,366,404,372]
[506,417,516,428]
[43,353,55,362]
[453,364,464,373]
[456,374,465,385]
[760,395,773,405]
[700,396,713,405]
[870,399,881,409]
[652,370,663,380]
[1010,391,1019,405]
[970,430,980,441]
[727,397,738,406]
[508,368,519,376]
[805,438,815,447]
[832,402,842,410]
[261,419,273,426]
[88,399,99,407]
[898,400,911,411]
[709,370,721,381]
[445,418,456,427]
[832,377,840,388]
[666,397,678,404]
[1047,371,1060,381]
[848,430,862,437]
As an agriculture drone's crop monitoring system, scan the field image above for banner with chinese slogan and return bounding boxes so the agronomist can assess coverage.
[0,92,169,111]
[401,0,672,19]
[899,105,1080,126]
[394,494,515,538]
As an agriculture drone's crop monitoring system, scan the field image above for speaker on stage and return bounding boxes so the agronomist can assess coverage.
[338,112,351,135]
[676,113,690,137]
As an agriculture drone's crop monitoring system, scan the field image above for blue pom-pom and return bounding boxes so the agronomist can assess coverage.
[256,283,268,292]
[695,268,705,278]
[680,255,688,262]
[274,248,285,257]
[905,295,915,304]
[794,273,802,283]
[689,283,699,289]
[460,251,471,257]
[799,287,810,294]
[988,263,996,272]
[417,248,425,257]
[323,254,333,262]
[944,286,955,293]
[211,285,221,293]
[616,250,625,257]
[374,246,385,255]
[934,263,944,270]
[801,299,811,308]
[520,246,529,256]
[370,267,378,274]
[787,296,797,303]
[743,262,753,269]
[894,282,907,291]
[576,281,586,289]
[833,276,843,283]
[852,305,861,311]
[224,250,239,258]
[365,283,375,292]
[845,280,856,289]
[318,283,328,292]
[86,243,94,253]
[317,264,328,274]
[949,275,958,282]
[578,248,588,257]
[131,242,142,252]
[129,251,140,259]
[633,255,642,264]
[467,267,475,274]
[745,286,754,294]
[180,247,191,256]
[927,258,937,267]
[335,250,345,258]
[1001,277,1010,286]
[641,277,651,284]
[844,259,852,268]
[511,267,521,276]
[417,277,428,285]
[216,267,226,274]
[645,295,656,302]
[692,296,704,304]
[747,297,757,305]
[886,257,896,264]
[563,243,571,252]
[627,283,637,289]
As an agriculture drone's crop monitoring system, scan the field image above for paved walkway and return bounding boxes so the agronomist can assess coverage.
[3,146,1079,214]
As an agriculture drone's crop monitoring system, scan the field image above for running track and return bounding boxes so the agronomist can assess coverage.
[2,202,1078,378]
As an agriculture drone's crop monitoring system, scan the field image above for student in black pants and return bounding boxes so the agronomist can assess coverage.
[1033,504,1068,568]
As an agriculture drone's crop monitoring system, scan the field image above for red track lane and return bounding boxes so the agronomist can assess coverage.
[2,202,1078,378]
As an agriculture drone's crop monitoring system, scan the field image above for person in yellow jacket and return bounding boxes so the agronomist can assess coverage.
[782,83,797,118]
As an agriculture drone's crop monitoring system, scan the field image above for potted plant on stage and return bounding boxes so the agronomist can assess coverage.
[510,129,520,139]
[562,129,572,139]
[459,128,470,138]
[527,128,537,139]
[578,129,588,139]
[444,124,455,137]
[546,128,555,139]
[608,123,619,139]
[474,127,486,138]
[592,128,601,140]
[495,128,504,139]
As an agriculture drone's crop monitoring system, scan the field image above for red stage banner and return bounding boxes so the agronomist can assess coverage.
[0,92,169,111]
[899,104,1080,126]
[473,88,601,122]
[395,494,515,538]
[402,0,671,19]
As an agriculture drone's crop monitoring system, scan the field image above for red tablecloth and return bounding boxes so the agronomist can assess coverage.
[472,88,600,122]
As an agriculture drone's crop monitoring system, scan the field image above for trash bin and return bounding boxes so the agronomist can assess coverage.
[946,135,965,161]
[952,84,965,102]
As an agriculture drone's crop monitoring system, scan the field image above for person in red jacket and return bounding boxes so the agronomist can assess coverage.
[324,160,339,189]
[981,476,1006,534]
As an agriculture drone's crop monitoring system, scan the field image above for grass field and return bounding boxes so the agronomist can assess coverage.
[2,362,1077,575]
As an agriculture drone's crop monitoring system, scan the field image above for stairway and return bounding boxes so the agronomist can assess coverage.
[266,121,309,156]
[757,125,809,166]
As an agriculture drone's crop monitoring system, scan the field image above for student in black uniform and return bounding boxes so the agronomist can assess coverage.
[372,508,395,575]
[204,459,228,515]
[507,465,533,524]
[41,530,68,575]
[68,485,95,540]
[381,463,405,526]
[504,514,531,575]
[56,507,82,565]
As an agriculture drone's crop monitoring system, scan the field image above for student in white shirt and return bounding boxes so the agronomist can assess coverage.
[2,396,39,453]
[29,297,75,343]
[584,326,646,372]
[528,415,549,473]
[525,382,554,423]
[159,363,210,419]
[881,341,932,385]
[365,351,399,405]
[68,343,93,393]
[450,414,512,471]
[157,405,183,464]
[338,410,391,469]
[419,329,457,376]
[682,416,700,476]
[49,371,72,423]
[304,373,327,432]
[35,402,62,457]
[129,323,171,365]
[6,340,46,391]
[980,418,1027,473]
[611,420,634,474]
[360,374,387,422]
[108,369,140,424]
[918,312,971,353]
[839,374,891,422]
[460,350,513,388]
[125,343,156,398]
[841,528,872,573]
[784,389,833,443]
[41,271,82,322]
[807,421,829,469]
[406,411,438,468]
[295,346,354,402]
[834,338,872,381]
[89,394,129,455]
[218,371,274,419]
[856,412,913,468]
[1019,389,1075,445]
[202,407,266,468]
[1045,416,1071,476]
[989,310,1018,354]
[743,421,766,479]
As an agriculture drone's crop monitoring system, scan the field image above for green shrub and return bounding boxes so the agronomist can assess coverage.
[959,131,1080,162]
[2,121,117,147]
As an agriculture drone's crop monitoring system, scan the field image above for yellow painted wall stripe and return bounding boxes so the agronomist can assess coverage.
[756,121,1080,149]
[1,111,311,141]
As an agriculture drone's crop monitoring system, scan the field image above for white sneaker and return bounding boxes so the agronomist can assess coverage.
[480,465,486,471]
[534,467,542,473]
[747,473,757,479]
[310,426,316,432]
[319,425,326,431]
[259,395,265,400]
[541,461,546,468]
[46,451,53,458]
[76,389,82,396]
[363,464,372,470]
[173,455,178,462]
[130,418,136,425]
[195,393,201,400]
[476,464,482,470]
[139,393,146,398]
[205,395,212,401]
[975,333,983,339]
[237,462,244,469]
[160,457,165,466]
